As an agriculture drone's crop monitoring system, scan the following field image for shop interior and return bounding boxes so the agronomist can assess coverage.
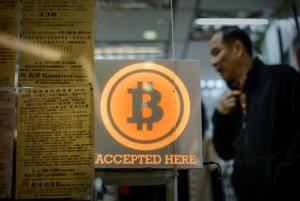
[93,0,300,200]
[0,0,299,201]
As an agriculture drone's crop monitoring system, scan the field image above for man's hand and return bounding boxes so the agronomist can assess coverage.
[217,90,241,115]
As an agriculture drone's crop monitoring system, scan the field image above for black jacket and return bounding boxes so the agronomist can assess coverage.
[212,58,300,201]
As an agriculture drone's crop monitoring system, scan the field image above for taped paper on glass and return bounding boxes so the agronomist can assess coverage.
[0,88,15,198]
[0,0,19,87]
[18,0,95,87]
[16,86,94,199]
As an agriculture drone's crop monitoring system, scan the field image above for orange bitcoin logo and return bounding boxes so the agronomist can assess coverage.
[100,62,190,151]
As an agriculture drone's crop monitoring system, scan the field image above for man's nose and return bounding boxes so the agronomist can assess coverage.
[211,57,218,67]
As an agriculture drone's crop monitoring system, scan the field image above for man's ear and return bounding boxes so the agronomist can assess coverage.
[233,40,243,57]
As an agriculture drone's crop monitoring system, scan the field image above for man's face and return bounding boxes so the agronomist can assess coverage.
[209,32,239,82]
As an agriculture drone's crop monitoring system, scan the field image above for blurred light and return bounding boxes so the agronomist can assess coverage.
[211,89,219,97]
[202,25,210,31]
[94,44,164,60]
[123,3,148,9]
[237,24,247,29]
[143,30,158,40]
[214,25,222,30]
[201,79,225,89]
[95,46,162,54]
[207,80,215,88]
[94,177,103,192]
[200,80,206,88]
[194,18,269,26]
[0,33,62,60]
[215,79,224,88]
[202,89,210,97]
[127,54,136,59]
[94,53,163,60]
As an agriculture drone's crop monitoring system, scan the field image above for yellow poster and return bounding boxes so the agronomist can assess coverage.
[0,88,15,198]
[0,0,19,87]
[16,86,94,199]
[18,0,95,87]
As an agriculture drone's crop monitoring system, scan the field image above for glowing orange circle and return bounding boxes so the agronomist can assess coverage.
[100,62,190,151]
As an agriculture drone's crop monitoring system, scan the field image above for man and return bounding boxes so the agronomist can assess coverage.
[209,26,300,201]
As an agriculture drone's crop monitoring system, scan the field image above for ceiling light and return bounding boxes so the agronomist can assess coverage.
[200,80,206,88]
[194,18,269,26]
[123,3,148,9]
[143,30,158,40]
[207,80,215,88]
[215,80,225,88]
[95,46,163,54]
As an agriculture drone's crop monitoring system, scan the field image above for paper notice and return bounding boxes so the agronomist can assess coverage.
[16,86,94,199]
[0,88,15,198]
[18,0,95,87]
[0,0,19,87]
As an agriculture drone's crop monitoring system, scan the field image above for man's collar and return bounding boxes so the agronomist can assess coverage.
[226,57,262,90]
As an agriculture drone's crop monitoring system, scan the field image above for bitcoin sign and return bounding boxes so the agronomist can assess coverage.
[100,62,190,151]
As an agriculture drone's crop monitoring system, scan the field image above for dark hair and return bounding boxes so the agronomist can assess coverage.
[217,26,253,57]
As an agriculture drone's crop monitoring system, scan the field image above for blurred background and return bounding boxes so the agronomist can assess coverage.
[94,1,300,200]
[1,0,298,200]
[95,0,300,134]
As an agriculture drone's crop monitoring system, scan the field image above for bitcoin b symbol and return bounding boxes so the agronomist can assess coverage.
[127,81,163,130]
[100,63,190,150]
